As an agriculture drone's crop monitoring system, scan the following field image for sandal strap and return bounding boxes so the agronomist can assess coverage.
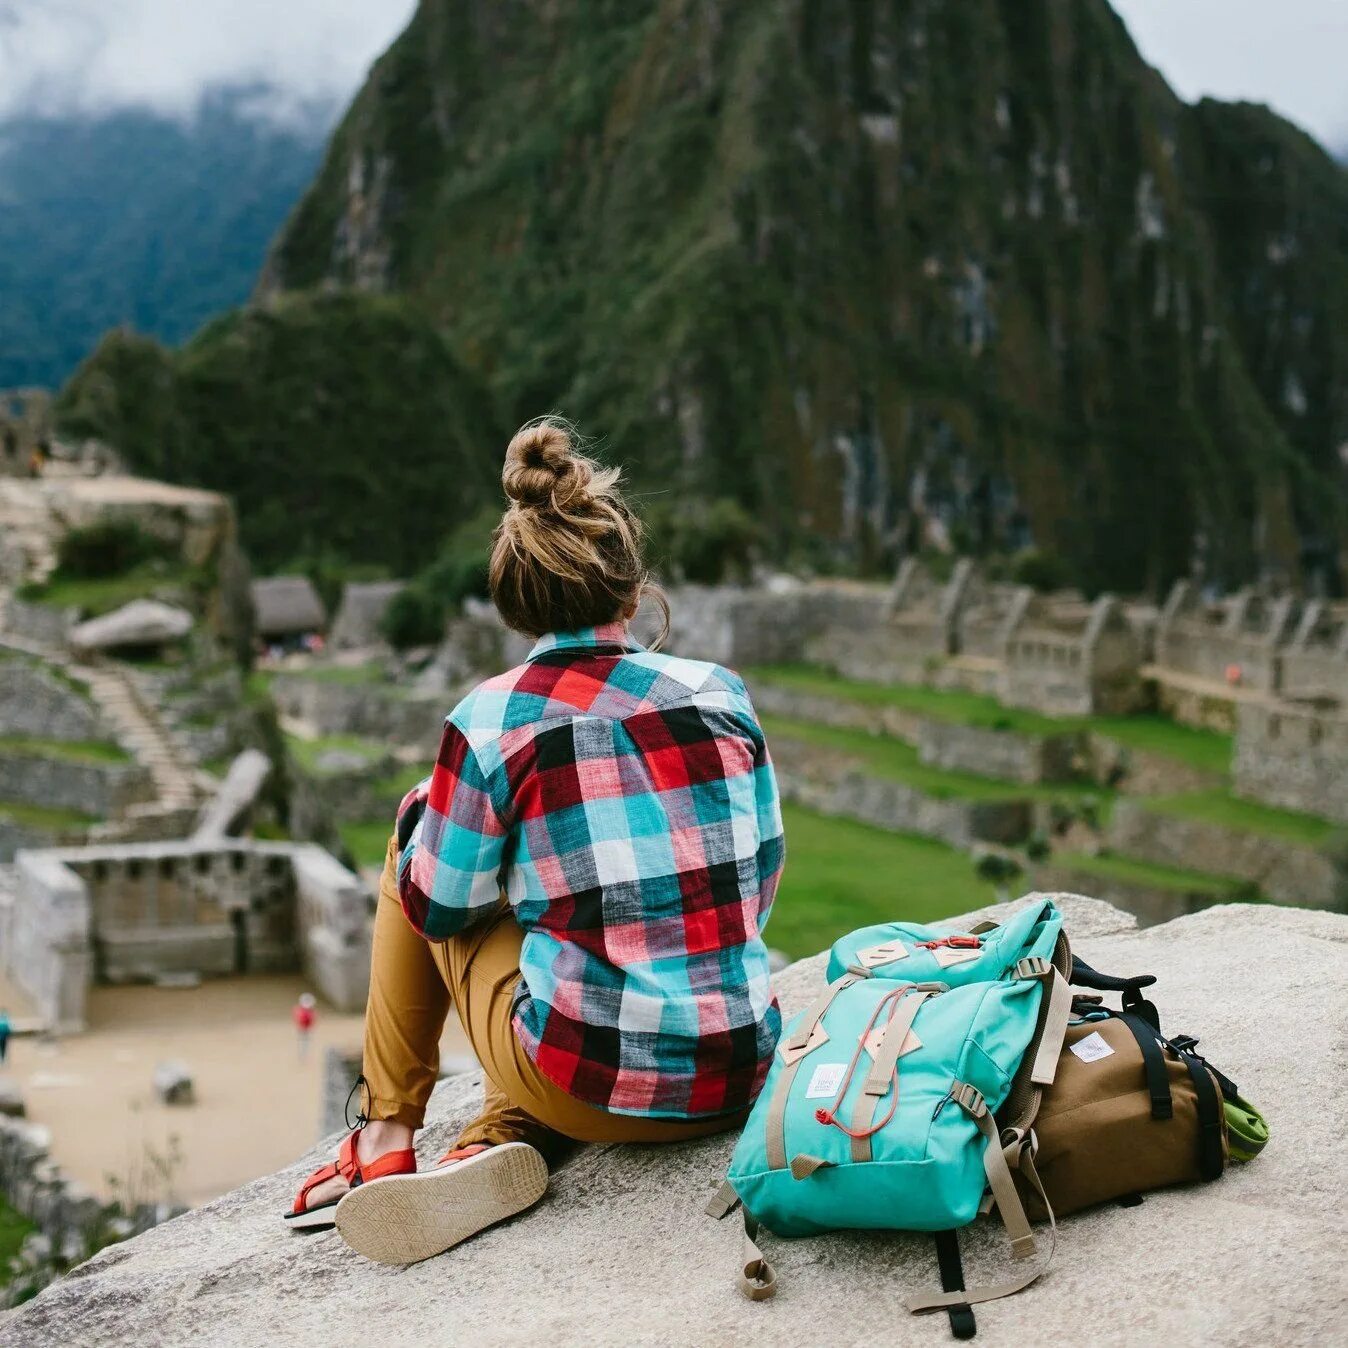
[336,1131,361,1182]
[293,1161,339,1215]
[361,1148,418,1183]
[437,1143,490,1168]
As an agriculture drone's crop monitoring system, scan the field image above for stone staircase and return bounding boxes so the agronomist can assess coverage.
[0,624,199,815]
[75,661,198,812]
[0,480,60,584]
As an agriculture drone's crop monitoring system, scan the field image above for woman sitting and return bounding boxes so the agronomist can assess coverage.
[288,418,785,1264]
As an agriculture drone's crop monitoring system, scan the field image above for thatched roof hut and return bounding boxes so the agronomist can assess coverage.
[329,580,406,649]
[251,576,326,639]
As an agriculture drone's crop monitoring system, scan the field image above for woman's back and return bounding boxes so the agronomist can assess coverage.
[398,620,784,1118]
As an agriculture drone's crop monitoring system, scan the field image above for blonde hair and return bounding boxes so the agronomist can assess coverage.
[489,417,669,647]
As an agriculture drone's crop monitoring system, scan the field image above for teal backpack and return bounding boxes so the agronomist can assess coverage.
[712,899,1073,1337]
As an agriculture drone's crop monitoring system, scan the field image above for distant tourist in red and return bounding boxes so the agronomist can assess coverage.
[285,419,784,1265]
[292,993,316,1062]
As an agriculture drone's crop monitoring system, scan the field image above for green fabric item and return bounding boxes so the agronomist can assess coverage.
[1224,1095,1269,1162]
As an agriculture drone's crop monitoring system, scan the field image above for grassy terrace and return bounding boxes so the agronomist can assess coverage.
[18,563,198,618]
[768,803,997,959]
[748,664,1232,776]
[761,715,1105,806]
[284,733,388,775]
[340,819,396,870]
[1052,850,1259,898]
[1137,789,1339,845]
[0,734,131,764]
[0,800,98,831]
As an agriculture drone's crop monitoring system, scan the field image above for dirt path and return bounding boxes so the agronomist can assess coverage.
[0,974,472,1210]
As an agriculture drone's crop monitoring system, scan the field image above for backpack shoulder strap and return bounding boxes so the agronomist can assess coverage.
[907,1083,1057,1316]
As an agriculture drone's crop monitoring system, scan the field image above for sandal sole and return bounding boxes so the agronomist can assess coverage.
[333,1142,547,1266]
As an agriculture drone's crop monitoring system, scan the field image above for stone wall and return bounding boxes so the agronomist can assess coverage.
[0,853,92,1033]
[0,657,103,741]
[1032,862,1223,927]
[1233,702,1348,825]
[0,749,153,818]
[770,736,1032,847]
[269,674,445,748]
[1,840,372,1030]
[747,681,922,741]
[915,718,1085,785]
[0,598,76,648]
[0,1115,173,1284]
[1107,798,1346,911]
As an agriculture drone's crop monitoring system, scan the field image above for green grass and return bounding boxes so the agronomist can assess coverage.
[0,734,131,764]
[295,663,389,687]
[749,664,1075,736]
[0,800,98,831]
[1142,789,1339,845]
[767,803,999,960]
[1089,715,1231,777]
[368,763,434,801]
[285,733,390,775]
[762,715,1105,807]
[0,1198,34,1286]
[1053,850,1257,897]
[339,819,395,869]
[18,562,198,618]
[749,664,1232,776]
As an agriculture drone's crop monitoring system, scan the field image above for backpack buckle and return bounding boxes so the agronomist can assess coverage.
[1013,956,1051,980]
[952,1082,987,1118]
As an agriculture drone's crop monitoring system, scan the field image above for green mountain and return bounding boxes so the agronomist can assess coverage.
[0,90,326,389]
[58,0,1348,593]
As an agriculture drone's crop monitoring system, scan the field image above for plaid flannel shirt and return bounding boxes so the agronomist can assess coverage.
[395,623,785,1119]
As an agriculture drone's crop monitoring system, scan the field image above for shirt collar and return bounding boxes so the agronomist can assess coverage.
[527,622,645,660]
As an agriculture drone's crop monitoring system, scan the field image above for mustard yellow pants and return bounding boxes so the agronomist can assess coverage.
[362,838,740,1159]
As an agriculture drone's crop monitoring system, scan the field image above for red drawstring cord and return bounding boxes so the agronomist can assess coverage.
[913,935,982,951]
[813,986,914,1140]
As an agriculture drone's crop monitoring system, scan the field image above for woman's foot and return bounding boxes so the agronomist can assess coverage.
[285,1121,417,1230]
[333,1140,548,1265]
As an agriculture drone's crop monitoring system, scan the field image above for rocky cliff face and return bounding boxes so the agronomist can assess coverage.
[59,1,1348,592]
[6,894,1345,1347]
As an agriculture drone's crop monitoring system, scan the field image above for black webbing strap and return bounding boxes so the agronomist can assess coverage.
[1177,1052,1226,1181]
[1170,1034,1240,1102]
[932,1231,977,1340]
[1113,1012,1173,1120]
[1070,958,1160,1025]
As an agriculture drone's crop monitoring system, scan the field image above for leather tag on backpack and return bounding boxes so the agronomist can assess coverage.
[932,947,981,969]
[861,1026,923,1060]
[856,942,909,969]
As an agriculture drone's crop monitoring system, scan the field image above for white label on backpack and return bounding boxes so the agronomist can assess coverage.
[1070,1031,1115,1063]
[805,1063,847,1099]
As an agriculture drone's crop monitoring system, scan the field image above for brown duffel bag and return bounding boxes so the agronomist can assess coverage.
[1017,1004,1229,1220]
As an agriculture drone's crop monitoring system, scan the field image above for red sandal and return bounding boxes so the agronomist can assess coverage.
[284,1130,417,1230]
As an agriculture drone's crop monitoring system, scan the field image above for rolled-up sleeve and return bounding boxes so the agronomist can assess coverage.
[395,720,508,940]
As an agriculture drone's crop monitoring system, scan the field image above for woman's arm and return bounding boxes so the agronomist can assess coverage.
[394,719,508,939]
[753,735,785,931]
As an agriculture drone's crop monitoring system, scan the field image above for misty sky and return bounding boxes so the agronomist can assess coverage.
[0,1,1344,149]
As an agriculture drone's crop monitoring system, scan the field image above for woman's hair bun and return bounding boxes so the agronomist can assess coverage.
[502,418,592,510]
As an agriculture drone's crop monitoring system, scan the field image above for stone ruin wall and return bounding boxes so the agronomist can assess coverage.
[1107,799,1345,910]
[1233,703,1348,826]
[0,657,105,742]
[0,841,373,1032]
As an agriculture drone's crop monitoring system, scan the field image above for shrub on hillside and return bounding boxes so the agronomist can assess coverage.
[381,586,446,652]
[56,521,170,578]
[647,498,761,585]
[1009,548,1072,593]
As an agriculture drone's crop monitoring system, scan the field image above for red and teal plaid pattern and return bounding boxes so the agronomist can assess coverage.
[395,623,785,1119]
